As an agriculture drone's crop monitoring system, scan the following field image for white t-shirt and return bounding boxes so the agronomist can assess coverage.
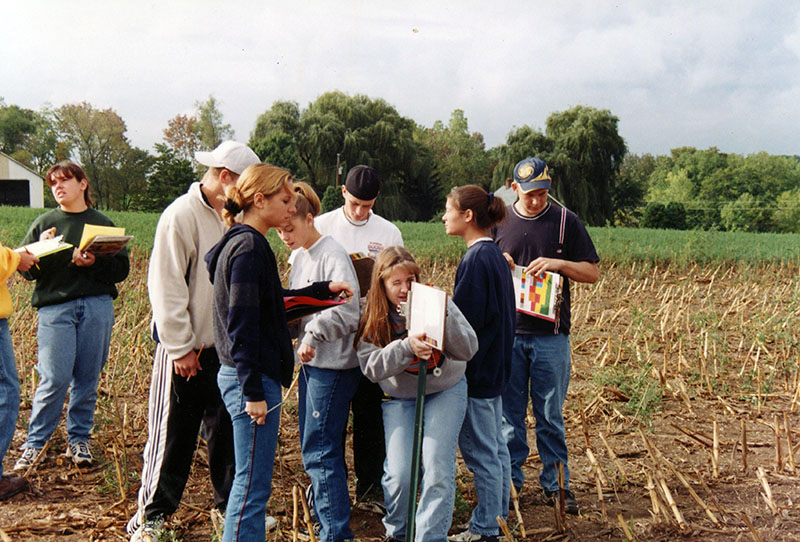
[313,207,403,258]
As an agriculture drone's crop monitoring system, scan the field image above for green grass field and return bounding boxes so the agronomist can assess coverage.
[2,205,800,265]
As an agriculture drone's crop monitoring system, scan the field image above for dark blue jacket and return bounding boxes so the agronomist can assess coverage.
[205,224,330,401]
[452,240,516,398]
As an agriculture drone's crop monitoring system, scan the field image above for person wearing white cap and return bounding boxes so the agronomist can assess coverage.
[127,141,261,541]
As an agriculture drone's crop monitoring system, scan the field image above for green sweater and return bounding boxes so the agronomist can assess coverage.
[21,208,130,308]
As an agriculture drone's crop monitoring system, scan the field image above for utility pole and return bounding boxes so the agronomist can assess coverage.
[335,153,342,186]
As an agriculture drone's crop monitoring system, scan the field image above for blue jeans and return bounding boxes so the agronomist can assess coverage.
[501,333,571,492]
[458,396,510,536]
[0,319,20,477]
[298,365,361,542]
[24,295,114,449]
[218,365,281,542]
[382,377,467,542]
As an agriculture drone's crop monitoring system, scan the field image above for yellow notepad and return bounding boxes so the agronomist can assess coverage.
[78,224,126,251]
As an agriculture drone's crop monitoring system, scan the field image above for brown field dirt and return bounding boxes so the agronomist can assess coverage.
[1,255,799,541]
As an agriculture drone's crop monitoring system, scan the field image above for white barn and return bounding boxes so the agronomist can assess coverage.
[0,152,44,208]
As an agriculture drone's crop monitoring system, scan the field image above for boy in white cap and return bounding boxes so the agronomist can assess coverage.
[494,157,599,516]
[128,141,260,541]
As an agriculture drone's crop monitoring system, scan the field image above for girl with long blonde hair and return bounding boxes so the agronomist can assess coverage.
[354,246,479,542]
[205,164,352,542]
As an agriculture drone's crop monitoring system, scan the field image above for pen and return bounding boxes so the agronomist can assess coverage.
[186,344,204,382]
[24,247,40,271]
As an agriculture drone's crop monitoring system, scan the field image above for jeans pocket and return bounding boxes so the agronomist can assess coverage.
[218,369,244,418]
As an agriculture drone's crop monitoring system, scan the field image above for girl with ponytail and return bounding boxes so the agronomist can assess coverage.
[204,165,352,542]
[276,182,362,542]
[443,185,516,542]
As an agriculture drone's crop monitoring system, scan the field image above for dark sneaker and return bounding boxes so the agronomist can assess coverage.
[67,441,93,467]
[0,474,29,500]
[297,521,321,541]
[543,488,579,515]
[355,483,386,515]
[13,447,40,472]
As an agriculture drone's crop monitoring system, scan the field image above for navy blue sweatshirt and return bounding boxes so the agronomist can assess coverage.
[451,239,516,398]
[205,224,331,401]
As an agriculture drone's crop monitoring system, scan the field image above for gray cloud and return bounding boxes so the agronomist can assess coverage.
[2,1,798,156]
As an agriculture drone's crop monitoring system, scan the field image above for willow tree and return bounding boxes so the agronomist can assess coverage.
[250,91,431,220]
[546,106,627,226]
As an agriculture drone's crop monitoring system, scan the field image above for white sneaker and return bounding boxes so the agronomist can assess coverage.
[448,530,493,542]
[66,441,92,467]
[129,515,165,542]
[266,514,278,532]
[13,448,40,471]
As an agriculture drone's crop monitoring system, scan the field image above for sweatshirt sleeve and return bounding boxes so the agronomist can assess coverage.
[357,337,415,383]
[442,299,479,363]
[147,213,198,360]
[225,249,269,402]
[0,243,21,282]
[301,252,360,348]
[87,245,130,285]
[18,219,43,282]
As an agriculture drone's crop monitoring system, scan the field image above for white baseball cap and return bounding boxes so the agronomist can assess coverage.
[195,141,260,175]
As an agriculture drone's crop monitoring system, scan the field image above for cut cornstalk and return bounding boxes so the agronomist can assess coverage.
[712,421,719,478]
[586,448,608,486]
[509,483,526,538]
[669,466,721,527]
[595,470,607,522]
[657,475,688,533]
[298,481,317,542]
[785,412,796,473]
[740,512,763,542]
[742,419,748,471]
[669,423,713,448]
[553,462,567,533]
[598,432,627,483]
[773,415,783,472]
[497,516,514,542]
[292,485,299,542]
[616,513,634,540]
[579,395,591,451]
[756,467,778,515]
[644,472,664,521]
[111,440,126,501]
[647,433,721,528]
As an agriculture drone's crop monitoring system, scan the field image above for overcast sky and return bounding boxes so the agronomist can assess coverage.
[3,1,799,157]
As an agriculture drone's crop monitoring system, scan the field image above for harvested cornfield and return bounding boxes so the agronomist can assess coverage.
[2,252,799,541]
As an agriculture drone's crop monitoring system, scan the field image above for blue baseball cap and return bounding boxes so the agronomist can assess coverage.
[513,157,551,193]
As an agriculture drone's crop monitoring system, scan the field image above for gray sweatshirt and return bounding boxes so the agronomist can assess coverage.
[290,235,361,370]
[357,299,478,398]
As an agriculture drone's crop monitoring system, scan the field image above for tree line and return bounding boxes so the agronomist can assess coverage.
[2,94,799,231]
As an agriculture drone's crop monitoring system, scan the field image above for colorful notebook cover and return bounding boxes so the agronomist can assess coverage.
[511,266,563,322]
